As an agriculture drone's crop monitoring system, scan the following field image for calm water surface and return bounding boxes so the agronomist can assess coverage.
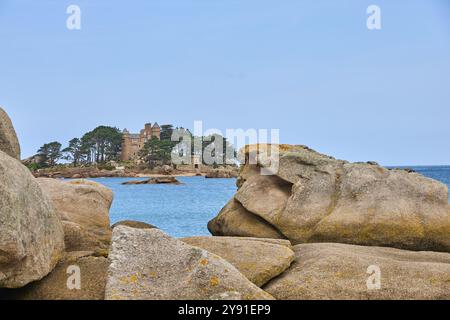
[90,176,237,238]
[90,166,450,238]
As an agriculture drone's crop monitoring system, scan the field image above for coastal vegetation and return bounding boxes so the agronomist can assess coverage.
[28,124,237,171]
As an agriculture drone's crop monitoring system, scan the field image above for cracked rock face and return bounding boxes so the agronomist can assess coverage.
[181,236,294,287]
[0,151,65,288]
[105,226,274,300]
[3,252,109,300]
[37,178,113,254]
[208,144,450,252]
[263,243,450,300]
[0,107,20,160]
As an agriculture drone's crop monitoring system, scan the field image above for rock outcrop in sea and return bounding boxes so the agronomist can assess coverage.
[208,144,450,252]
[121,176,183,185]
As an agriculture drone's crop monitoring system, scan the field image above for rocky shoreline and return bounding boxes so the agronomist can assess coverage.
[28,164,239,179]
[1,107,449,300]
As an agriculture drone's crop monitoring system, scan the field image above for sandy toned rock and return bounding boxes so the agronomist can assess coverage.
[105,226,273,300]
[235,174,292,226]
[205,168,238,178]
[37,178,113,254]
[2,252,109,300]
[210,144,450,252]
[111,220,157,230]
[0,107,20,160]
[207,198,286,240]
[181,236,294,286]
[263,242,450,300]
[0,151,65,288]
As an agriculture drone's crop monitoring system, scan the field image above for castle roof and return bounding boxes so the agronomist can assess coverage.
[152,122,160,128]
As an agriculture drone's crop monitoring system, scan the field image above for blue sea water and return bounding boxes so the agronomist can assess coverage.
[91,166,450,238]
[91,176,237,238]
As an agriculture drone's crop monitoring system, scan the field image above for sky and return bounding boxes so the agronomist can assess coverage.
[0,0,449,165]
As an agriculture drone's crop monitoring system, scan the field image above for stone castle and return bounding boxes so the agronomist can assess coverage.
[120,123,161,161]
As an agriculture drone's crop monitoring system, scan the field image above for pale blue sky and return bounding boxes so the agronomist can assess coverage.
[1,0,449,165]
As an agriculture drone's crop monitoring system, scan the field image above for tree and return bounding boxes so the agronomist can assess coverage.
[62,138,83,166]
[139,137,174,168]
[80,126,122,164]
[160,124,174,141]
[37,141,62,167]
[201,134,235,166]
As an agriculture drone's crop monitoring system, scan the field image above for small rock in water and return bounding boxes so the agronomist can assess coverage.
[121,176,183,185]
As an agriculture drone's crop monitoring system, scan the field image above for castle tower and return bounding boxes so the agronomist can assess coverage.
[120,122,162,162]
[144,123,152,138]
[120,129,130,161]
[152,122,161,140]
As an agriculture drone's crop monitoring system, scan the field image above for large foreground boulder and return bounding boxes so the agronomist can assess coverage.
[263,242,450,300]
[0,107,20,160]
[2,251,109,300]
[207,199,286,239]
[105,226,273,300]
[181,236,294,287]
[209,144,450,252]
[0,151,65,288]
[37,178,113,254]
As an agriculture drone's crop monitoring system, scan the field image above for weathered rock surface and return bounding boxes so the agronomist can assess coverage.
[205,168,238,178]
[111,220,157,230]
[37,178,113,254]
[209,144,450,252]
[105,226,273,300]
[207,199,286,240]
[2,252,109,300]
[0,151,65,288]
[0,107,20,160]
[181,236,294,286]
[263,242,450,300]
[121,176,183,185]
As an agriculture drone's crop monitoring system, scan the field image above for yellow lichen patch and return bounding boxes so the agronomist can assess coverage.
[68,179,96,186]
[199,258,209,266]
[210,276,220,287]
[119,274,139,284]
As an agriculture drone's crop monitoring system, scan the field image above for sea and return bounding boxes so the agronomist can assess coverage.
[91,166,450,238]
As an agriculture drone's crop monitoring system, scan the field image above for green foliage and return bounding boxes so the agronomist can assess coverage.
[35,123,237,169]
[38,126,122,168]
[26,162,41,172]
[139,136,176,168]
[37,141,62,167]
[97,163,115,171]
[160,124,174,141]
[62,138,83,166]
[200,134,235,165]
[81,126,122,164]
